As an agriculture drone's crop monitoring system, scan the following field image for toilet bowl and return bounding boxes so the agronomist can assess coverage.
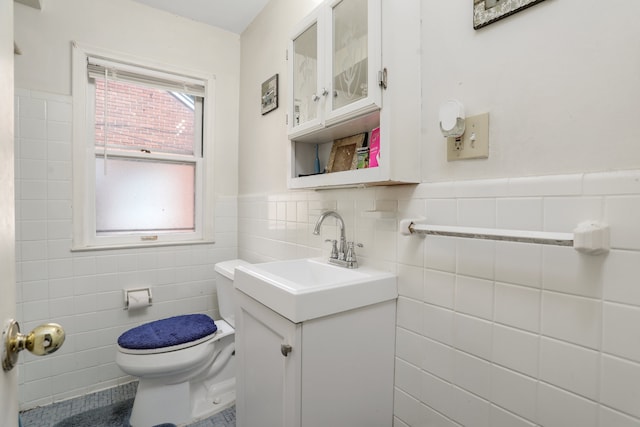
[116,259,250,427]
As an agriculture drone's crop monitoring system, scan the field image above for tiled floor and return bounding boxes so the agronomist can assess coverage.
[19,382,236,427]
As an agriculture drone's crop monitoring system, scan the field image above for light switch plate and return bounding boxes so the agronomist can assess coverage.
[447,113,489,161]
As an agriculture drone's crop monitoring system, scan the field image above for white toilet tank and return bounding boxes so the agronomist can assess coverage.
[214,259,250,328]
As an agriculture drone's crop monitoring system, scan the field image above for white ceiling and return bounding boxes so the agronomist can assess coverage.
[131,0,271,34]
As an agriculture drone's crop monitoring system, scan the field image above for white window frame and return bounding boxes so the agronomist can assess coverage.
[71,41,216,250]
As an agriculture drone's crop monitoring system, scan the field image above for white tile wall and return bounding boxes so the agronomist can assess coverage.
[239,169,640,427]
[14,91,640,424]
[14,90,238,410]
[606,196,640,251]
[539,337,599,400]
[491,364,537,421]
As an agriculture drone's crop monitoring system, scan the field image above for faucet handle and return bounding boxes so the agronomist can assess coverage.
[345,242,363,263]
[324,239,339,259]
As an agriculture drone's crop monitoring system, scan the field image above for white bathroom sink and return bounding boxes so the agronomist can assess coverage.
[234,258,397,323]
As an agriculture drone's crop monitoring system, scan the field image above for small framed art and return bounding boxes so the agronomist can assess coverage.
[473,0,547,30]
[261,74,278,115]
[327,133,366,173]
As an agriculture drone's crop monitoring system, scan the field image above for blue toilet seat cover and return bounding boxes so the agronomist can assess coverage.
[118,314,218,350]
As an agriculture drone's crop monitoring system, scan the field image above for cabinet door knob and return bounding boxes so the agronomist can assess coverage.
[281,344,292,357]
[312,94,320,102]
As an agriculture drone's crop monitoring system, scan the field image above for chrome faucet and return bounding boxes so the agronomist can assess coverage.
[313,210,346,258]
[313,210,360,268]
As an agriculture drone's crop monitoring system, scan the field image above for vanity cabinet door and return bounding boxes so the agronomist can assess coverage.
[234,290,302,427]
[235,291,397,426]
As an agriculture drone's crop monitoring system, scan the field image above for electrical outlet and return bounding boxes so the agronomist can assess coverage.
[447,113,489,161]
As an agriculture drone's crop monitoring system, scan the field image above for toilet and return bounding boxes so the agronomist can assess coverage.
[116,259,249,427]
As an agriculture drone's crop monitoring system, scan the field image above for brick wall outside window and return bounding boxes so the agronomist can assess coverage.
[94,79,196,155]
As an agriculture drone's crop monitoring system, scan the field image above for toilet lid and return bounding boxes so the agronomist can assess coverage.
[118,314,218,351]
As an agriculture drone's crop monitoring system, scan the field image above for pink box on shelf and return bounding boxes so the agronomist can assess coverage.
[369,127,380,168]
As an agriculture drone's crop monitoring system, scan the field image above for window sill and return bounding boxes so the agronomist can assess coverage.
[71,239,216,252]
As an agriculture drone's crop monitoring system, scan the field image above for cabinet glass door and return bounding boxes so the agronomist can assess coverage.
[292,22,320,128]
[331,0,369,111]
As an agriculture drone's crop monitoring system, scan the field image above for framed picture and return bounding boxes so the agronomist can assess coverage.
[473,0,546,30]
[261,74,278,115]
[327,133,366,173]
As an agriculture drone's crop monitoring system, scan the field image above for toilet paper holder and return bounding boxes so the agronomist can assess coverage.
[124,288,153,310]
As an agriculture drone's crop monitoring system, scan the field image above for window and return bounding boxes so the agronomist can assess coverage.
[72,43,215,249]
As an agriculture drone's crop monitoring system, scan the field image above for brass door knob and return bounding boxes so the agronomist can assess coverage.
[2,319,65,371]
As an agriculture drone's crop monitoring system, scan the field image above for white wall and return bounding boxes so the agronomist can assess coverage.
[420,0,640,181]
[15,0,241,196]
[238,0,320,195]
[238,0,640,426]
[12,0,640,422]
[14,0,240,409]
[239,0,640,191]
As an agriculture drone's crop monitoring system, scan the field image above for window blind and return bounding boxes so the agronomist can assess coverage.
[87,56,206,97]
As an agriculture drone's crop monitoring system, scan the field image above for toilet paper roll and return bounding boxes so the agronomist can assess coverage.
[126,289,152,310]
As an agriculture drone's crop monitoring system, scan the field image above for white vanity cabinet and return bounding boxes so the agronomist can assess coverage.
[234,289,396,427]
[287,0,421,189]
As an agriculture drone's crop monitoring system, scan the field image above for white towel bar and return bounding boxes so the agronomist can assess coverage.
[400,219,609,255]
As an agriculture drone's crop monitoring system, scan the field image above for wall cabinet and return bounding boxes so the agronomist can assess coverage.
[234,289,396,427]
[288,0,382,140]
[287,0,421,189]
